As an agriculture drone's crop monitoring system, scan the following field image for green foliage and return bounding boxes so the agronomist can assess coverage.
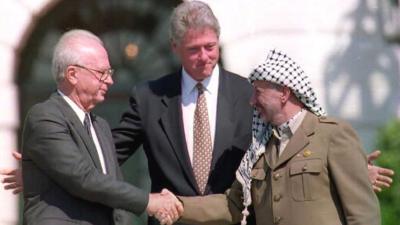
[375,119,400,225]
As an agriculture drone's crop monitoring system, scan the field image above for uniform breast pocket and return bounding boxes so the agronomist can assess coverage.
[289,158,322,201]
[251,168,268,206]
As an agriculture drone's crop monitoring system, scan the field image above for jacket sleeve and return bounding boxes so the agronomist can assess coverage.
[327,121,380,225]
[179,180,245,225]
[112,86,144,165]
[23,105,149,214]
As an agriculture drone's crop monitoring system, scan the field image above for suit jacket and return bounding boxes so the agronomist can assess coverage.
[180,112,381,225]
[22,93,148,225]
[113,68,253,196]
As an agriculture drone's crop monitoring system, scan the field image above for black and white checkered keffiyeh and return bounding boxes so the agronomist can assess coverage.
[235,49,326,225]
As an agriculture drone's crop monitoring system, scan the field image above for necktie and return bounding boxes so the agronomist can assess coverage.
[271,138,280,167]
[84,113,108,174]
[84,113,92,139]
[192,83,212,194]
[270,129,281,167]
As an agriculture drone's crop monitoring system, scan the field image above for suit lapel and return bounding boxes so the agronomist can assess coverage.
[51,93,104,171]
[211,70,234,169]
[159,73,199,191]
[275,112,316,168]
[92,116,117,177]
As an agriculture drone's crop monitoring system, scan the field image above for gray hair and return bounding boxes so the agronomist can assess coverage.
[169,1,220,44]
[51,29,103,83]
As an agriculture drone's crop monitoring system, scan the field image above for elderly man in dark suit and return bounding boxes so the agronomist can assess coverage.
[1,3,251,223]
[20,29,181,225]
[175,49,380,225]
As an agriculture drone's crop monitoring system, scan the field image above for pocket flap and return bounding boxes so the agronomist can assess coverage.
[251,168,266,180]
[290,159,322,175]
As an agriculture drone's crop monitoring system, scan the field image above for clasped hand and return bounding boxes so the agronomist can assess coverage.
[146,189,184,225]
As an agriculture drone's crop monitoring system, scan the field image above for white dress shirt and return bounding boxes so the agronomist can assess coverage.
[58,90,107,174]
[181,65,219,165]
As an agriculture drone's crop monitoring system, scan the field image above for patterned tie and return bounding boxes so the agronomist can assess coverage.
[84,113,92,139]
[193,83,212,194]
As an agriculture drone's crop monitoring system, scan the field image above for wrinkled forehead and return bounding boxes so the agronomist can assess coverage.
[252,80,282,90]
[252,80,268,87]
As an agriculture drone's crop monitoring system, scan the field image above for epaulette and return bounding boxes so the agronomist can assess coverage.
[318,116,338,124]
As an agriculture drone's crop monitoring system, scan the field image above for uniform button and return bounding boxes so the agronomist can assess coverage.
[274,216,282,224]
[302,166,308,171]
[273,173,281,180]
[273,194,282,202]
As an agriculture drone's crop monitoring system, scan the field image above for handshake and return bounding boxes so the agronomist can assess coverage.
[146,189,184,225]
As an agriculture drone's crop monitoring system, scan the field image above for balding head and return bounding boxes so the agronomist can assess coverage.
[51,29,104,84]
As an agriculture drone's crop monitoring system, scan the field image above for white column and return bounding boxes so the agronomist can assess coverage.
[0,1,55,224]
[0,45,20,225]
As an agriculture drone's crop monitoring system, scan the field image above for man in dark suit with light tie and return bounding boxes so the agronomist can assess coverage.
[112,1,253,224]
[21,29,182,225]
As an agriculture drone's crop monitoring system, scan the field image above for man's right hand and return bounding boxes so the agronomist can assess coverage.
[147,188,184,225]
[1,151,23,194]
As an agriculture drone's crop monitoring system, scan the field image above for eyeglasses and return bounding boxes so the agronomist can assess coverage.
[71,64,114,82]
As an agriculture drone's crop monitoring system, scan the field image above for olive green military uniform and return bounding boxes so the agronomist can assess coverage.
[180,112,380,225]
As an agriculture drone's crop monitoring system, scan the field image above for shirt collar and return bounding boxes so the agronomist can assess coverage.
[57,90,87,124]
[273,109,307,140]
[181,64,219,95]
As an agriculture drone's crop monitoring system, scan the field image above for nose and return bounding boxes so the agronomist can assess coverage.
[198,47,208,61]
[104,74,114,86]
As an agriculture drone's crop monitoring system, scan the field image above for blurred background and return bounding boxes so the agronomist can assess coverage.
[0,0,399,224]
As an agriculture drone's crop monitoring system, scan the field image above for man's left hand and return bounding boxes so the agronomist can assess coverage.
[1,151,23,194]
[367,150,394,192]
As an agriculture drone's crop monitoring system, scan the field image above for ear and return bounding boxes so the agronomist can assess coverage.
[65,66,79,85]
[281,86,291,103]
[171,40,178,54]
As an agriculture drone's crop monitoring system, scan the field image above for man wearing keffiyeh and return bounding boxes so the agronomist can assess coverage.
[177,49,381,225]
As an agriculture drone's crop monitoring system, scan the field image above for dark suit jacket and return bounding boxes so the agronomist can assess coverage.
[22,93,148,225]
[113,68,253,196]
